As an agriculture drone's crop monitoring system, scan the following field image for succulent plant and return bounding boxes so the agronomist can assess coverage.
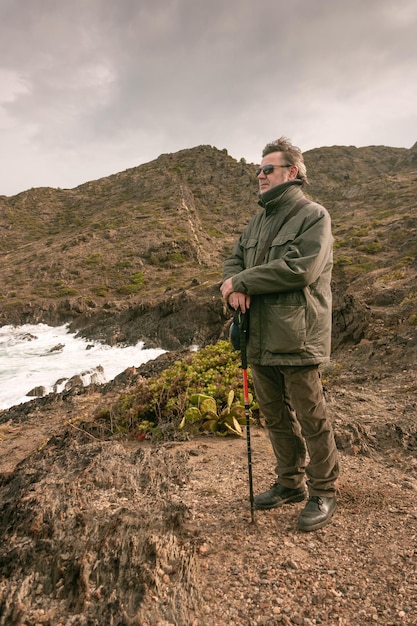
[178,389,257,437]
[98,340,258,441]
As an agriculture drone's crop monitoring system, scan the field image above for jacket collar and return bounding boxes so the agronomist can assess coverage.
[258,179,303,209]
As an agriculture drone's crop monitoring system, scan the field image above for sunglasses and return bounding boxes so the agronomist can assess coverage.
[256,164,290,176]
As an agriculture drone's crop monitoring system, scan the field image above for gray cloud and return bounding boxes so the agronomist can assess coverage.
[1,0,416,195]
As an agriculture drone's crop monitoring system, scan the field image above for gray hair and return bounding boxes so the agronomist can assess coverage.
[262,136,308,184]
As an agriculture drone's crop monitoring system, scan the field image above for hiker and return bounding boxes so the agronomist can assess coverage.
[220,137,339,531]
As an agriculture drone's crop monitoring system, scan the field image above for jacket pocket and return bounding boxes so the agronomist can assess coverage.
[263,304,306,353]
[241,237,258,267]
[270,230,297,247]
[268,231,297,261]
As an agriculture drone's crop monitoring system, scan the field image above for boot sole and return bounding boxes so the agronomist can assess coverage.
[254,493,307,510]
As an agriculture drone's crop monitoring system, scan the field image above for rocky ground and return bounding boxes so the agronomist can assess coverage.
[1,142,417,624]
[0,352,416,625]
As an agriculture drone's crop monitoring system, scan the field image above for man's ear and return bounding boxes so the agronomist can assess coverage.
[288,165,299,180]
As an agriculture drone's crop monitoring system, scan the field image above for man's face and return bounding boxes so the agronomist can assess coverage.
[257,151,297,194]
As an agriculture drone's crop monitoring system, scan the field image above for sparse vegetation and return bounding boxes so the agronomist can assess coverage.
[92,286,108,297]
[116,270,145,295]
[83,253,104,267]
[1,144,417,626]
[98,341,257,440]
[360,241,382,254]
[334,255,354,266]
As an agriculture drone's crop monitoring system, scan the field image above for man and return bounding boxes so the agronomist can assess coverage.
[221,137,339,531]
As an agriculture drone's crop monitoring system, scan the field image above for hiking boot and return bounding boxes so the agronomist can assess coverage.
[254,483,307,510]
[297,496,337,531]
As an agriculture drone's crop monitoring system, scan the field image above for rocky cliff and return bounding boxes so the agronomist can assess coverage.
[1,142,417,360]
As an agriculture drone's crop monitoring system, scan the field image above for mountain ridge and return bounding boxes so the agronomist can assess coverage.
[1,142,417,357]
[1,143,417,625]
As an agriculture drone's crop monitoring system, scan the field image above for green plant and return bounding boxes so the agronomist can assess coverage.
[400,291,417,308]
[130,271,144,285]
[178,389,257,437]
[206,227,223,238]
[54,286,79,298]
[83,253,103,267]
[167,253,186,264]
[360,242,382,254]
[334,255,353,266]
[408,314,417,326]
[396,256,415,269]
[117,271,145,295]
[98,341,258,440]
[117,284,142,295]
[93,285,108,297]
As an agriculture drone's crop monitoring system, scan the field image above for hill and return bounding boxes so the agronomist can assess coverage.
[0,143,417,624]
[1,142,417,353]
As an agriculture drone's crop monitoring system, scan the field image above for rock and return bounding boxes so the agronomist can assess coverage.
[27,386,47,397]
[47,343,65,354]
[21,333,37,342]
[64,375,83,391]
[53,378,68,393]
[0,437,197,625]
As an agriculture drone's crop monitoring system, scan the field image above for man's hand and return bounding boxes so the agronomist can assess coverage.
[229,292,251,313]
[220,277,234,300]
[220,279,251,313]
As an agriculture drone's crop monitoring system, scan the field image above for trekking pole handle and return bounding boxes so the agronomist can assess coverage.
[238,310,248,370]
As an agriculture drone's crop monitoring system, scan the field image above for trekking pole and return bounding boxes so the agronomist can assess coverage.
[238,310,255,523]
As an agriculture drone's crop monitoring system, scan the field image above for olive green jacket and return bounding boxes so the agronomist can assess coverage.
[222,180,333,366]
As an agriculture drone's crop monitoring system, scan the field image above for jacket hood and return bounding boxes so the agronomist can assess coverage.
[258,179,303,208]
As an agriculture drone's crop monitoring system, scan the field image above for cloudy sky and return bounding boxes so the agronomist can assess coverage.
[1,0,416,196]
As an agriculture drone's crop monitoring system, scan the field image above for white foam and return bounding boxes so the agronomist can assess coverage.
[0,323,165,410]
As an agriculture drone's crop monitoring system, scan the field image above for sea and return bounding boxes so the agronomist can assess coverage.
[0,323,166,411]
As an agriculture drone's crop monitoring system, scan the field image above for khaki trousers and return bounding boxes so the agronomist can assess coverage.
[250,363,339,496]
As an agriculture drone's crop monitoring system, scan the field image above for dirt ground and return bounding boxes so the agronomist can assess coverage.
[0,363,417,626]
